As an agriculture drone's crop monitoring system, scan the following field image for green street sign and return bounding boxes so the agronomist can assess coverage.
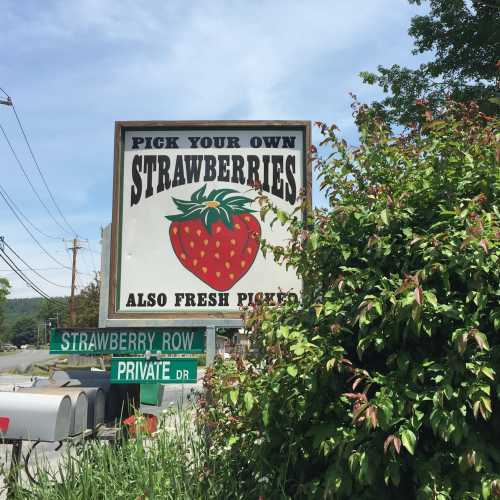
[110,357,198,384]
[50,328,205,355]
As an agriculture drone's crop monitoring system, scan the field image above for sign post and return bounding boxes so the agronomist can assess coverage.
[206,326,216,366]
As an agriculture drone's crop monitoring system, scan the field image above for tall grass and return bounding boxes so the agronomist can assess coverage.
[12,406,288,500]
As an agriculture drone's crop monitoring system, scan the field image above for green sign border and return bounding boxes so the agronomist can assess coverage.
[110,357,198,384]
[49,328,205,355]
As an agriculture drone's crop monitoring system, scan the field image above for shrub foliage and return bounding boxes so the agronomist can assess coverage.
[201,101,500,499]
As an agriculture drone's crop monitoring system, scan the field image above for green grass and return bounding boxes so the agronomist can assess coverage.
[10,406,283,500]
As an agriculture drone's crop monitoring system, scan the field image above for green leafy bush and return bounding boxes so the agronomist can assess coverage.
[201,101,500,499]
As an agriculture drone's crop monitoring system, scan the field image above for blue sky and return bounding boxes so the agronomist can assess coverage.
[0,0,426,298]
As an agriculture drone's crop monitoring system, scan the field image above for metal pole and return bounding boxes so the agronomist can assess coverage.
[206,326,216,367]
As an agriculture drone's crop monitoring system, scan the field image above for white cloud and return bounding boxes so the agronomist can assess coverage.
[0,0,423,297]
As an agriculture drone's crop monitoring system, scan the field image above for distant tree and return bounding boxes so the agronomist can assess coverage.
[73,275,100,328]
[361,0,499,125]
[0,277,11,342]
[38,297,68,328]
[11,315,37,346]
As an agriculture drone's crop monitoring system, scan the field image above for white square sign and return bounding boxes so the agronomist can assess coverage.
[109,121,311,320]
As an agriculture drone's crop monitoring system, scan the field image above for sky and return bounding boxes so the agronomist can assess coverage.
[0,0,427,299]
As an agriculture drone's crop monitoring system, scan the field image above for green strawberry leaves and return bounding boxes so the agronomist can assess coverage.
[166,184,256,232]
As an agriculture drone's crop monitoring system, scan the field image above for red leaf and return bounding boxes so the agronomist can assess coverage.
[352,377,363,391]
[384,435,394,454]
[352,402,369,424]
[367,406,378,429]
[414,286,423,305]
[479,239,489,253]
[342,392,366,401]
[393,437,401,454]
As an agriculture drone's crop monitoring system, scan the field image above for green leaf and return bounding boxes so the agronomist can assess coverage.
[481,397,492,413]
[401,429,416,455]
[291,344,305,356]
[310,232,319,250]
[191,184,207,202]
[287,365,298,377]
[228,435,239,446]
[208,188,238,201]
[244,391,254,413]
[277,210,288,225]
[380,209,390,226]
[424,291,438,309]
[481,367,495,381]
[326,358,336,371]
[262,404,270,427]
[229,388,239,405]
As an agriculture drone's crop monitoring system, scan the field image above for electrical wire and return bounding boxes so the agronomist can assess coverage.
[10,104,79,236]
[0,183,72,270]
[0,176,62,240]
[79,244,92,274]
[0,250,53,300]
[2,239,70,288]
[0,250,66,306]
[85,239,98,271]
[0,266,64,272]
[0,124,70,237]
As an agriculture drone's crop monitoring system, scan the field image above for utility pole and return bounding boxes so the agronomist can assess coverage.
[68,238,82,327]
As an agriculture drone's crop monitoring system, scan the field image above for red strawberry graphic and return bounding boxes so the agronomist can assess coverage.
[166,185,261,291]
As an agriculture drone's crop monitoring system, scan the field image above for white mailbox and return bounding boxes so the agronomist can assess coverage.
[0,392,71,441]
[18,387,88,436]
[79,387,105,429]
[32,379,105,430]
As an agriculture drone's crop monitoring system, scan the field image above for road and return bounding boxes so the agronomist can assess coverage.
[0,349,57,373]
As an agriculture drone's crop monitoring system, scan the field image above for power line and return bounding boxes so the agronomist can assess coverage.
[0,183,72,270]
[0,267,65,272]
[10,103,79,236]
[2,239,70,288]
[0,174,62,240]
[85,239,97,271]
[0,249,67,306]
[0,250,66,306]
[0,123,70,237]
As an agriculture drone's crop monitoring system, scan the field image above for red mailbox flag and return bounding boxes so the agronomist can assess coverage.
[0,417,9,433]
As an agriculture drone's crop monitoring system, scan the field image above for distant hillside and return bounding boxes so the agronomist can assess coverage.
[4,297,43,323]
[3,296,68,329]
